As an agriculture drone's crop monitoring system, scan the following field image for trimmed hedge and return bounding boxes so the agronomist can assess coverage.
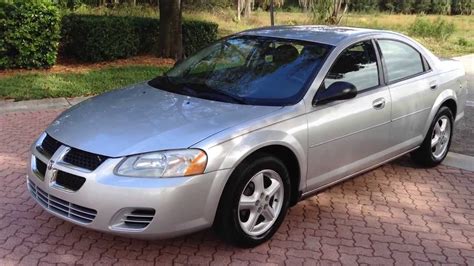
[182,20,219,56]
[0,1,61,69]
[61,14,218,62]
[61,15,140,62]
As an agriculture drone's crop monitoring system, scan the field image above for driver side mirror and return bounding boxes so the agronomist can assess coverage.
[313,81,357,105]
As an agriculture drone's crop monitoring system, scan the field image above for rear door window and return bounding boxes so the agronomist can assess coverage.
[378,39,425,83]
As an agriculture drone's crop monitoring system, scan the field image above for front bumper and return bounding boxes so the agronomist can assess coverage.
[26,137,231,239]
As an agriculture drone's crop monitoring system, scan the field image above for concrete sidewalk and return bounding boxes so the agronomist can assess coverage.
[454,54,474,73]
[0,96,91,114]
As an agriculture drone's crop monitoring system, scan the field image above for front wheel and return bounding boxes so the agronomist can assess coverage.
[411,106,453,167]
[214,154,291,247]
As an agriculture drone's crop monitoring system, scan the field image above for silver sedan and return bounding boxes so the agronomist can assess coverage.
[27,26,467,247]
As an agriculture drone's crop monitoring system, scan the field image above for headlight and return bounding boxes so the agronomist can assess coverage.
[115,149,207,178]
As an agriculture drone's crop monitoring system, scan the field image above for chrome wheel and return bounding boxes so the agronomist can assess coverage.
[431,115,451,159]
[238,169,284,236]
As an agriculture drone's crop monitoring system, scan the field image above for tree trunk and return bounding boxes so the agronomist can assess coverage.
[270,0,275,26]
[159,0,183,60]
[237,0,241,21]
[243,0,252,17]
[327,0,349,24]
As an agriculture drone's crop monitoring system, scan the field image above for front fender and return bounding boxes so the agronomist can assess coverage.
[195,105,309,192]
[208,129,307,184]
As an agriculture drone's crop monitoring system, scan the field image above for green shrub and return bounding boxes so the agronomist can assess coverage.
[0,1,61,69]
[61,15,140,62]
[457,37,472,47]
[61,14,218,62]
[182,20,218,56]
[129,17,161,54]
[408,17,455,40]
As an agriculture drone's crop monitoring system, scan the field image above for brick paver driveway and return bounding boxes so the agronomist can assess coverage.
[1,109,474,265]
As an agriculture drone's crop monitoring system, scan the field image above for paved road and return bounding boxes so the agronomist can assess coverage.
[451,55,474,156]
[2,109,474,265]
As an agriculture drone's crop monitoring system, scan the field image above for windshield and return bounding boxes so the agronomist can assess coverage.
[148,35,332,106]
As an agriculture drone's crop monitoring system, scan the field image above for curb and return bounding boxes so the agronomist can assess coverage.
[0,96,91,114]
[442,152,474,172]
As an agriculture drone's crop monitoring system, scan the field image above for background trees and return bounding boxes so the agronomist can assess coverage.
[47,0,472,60]
[56,0,472,15]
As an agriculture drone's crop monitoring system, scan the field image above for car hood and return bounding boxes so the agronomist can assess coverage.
[46,83,281,157]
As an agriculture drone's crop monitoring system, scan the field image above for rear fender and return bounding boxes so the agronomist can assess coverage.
[422,89,457,137]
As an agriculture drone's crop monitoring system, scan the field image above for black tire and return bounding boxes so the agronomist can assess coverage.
[214,153,291,247]
[411,106,454,167]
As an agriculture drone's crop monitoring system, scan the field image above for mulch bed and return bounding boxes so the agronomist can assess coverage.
[0,55,175,78]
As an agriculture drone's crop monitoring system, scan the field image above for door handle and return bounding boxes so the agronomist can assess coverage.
[372,98,386,110]
[430,81,438,90]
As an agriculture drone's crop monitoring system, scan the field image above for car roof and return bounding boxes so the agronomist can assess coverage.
[238,25,389,46]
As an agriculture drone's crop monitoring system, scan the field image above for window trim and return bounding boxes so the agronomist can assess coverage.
[375,38,432,85]
[422,55,431,72]
[314,39,383,104]
[372,39,386,87]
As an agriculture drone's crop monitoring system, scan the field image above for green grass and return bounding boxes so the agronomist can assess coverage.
[0,66,168,101]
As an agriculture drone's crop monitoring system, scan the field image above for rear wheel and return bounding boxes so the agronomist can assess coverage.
[214,154,290,247]
[411,106,453,167]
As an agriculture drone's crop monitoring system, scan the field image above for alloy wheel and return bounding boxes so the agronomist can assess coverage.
[238,169,284,236]
[431,115,451,160]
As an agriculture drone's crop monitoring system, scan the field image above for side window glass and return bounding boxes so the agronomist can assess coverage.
[378,40,424,83]
[323,41,379,92]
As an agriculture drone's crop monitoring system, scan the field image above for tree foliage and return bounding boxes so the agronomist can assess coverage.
[348,0,471,14]
[55,0,472,15]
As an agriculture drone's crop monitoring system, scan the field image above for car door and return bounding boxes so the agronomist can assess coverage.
[376,39,436,151]
[305,40,392,191]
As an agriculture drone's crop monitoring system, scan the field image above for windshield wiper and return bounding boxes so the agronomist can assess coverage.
[182,82,247,105]
[154,75,200,96]
[152,76,247,104]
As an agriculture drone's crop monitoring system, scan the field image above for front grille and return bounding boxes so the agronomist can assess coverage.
[35,158,47,177]
[123,209,155,229]
[38,135,61,157]
[28,179,97,224]
[63,148,107,171]
[37,134,108,171]
[55,171,86,191]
